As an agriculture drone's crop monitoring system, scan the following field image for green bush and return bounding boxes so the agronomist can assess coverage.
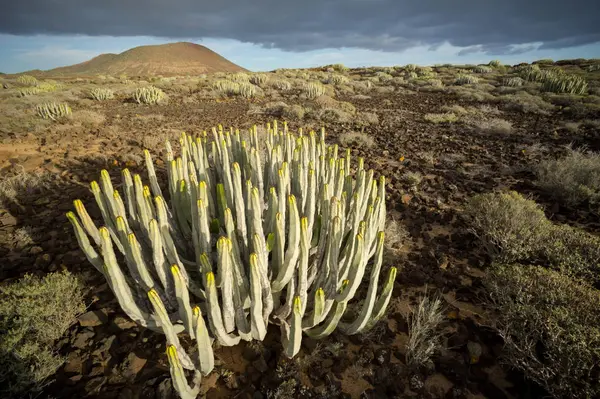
[542,224,600,281]
[484,264,600,399]
[466,191,550,261]
[0,271,85,397]
[535,148,600,208]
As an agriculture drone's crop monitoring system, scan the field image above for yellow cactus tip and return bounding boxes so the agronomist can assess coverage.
[171,264,180,274]
[166,345,177,357]
[193,306,200,316]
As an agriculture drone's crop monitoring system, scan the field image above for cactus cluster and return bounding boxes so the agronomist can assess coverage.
[302,82,326,99]
[133,86,165,105]
[541,72,588,95]
[325,74,349,85]
[249,74,269,86]
[472,65,493,74]
[18,87,42,97]
[67,121,396,398]
[519,64,545,82]
[90,88,115,101]
[35,102,72,120]
[227,73,250,83]
[488,60,502,68]
[16,75,39,86]
[270,79,293,91]
[454,74,479,85]
[212,80,259,98]
[502,77,524,87]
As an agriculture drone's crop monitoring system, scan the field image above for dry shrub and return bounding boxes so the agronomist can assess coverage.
[402,171,423,187]
[71,110,106,127]
[466,191,550,262]
[542,224,600,281]
[497,92,555,115]
[441,104,469,115]
[535,148,600,208]
[0,166,51,207]
[317,108,352,123]
[423,112,458,123]
[406,295,444,370]
[281,104,306,121]
[355,112,379,126]
[338,131,375,148]
[484,264,600,399]
[474,118,513,134]
[0,271,86,397]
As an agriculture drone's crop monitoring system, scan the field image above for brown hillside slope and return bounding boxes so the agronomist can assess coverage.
[45,42,247,76]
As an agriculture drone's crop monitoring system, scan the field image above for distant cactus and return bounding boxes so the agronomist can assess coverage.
[375,72,393,82]
[502,77,524,87]
[519,65,544,82]
[329,63,348,72]
[271,79,292,91]
[249,74,269,86]
[37,81,61,92]
[16,75,38,86]
[541,73,587,95]
[18,87,42,97]
[133,86,165,105]
[406,71,418,79]
[212,79,240,95]
[238,82,259,98]
[228,73,250,83]
[405,64,418,72]
[325,74,349,85]
[454,74,479,85]
[35,102,72,120]
[90,88,115,101]
[472,65,493,74]
[488,60,502,67]
[302,82,326,99]
[587,64,600,72]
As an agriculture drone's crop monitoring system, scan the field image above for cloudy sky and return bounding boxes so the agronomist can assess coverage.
[1,0,599,73]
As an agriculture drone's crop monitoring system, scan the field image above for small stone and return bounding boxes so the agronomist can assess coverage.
[85,377,107,394]
[467,341,482,364]
[322,358,334,368]
[156,378,176,399]
[0,213,17,227]
[78,310,109,327]
[113,315,137,330]
[73,329,95,349]
[30,246,43,255]
[374,348,391,365]
[63,352,84,374]
[122,352,148,380]
[67,374,83,385]
[34,253,52,267]
[252,357,268,373]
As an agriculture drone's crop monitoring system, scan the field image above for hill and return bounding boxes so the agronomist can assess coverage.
[43,42,246,76]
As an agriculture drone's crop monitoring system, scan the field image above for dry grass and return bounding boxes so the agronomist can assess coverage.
[406,295,444,370]
[474,118,513,134]
[402,171,423,187]
[71,110,106,127]
[423,112,458,124]
[0,166,51,207]
[338,131,375,148]
[535,147,600,208]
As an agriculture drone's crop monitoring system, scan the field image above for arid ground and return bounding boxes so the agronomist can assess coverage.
[1,57,599,398]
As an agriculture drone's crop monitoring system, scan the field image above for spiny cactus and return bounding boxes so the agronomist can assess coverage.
[133,86,165,105]
[249,74,269,86]
[37,81,62,92]
[238,82,259,98]
[67,121,397,399]
[303,82,326,99]
[270,79,292,91]
[406,71,419,80]
[472,65,493,74]
[227,73,250,83]
[18,87,42,97]
[212,80,259,98]
[454,74,479,85]
[405,64,418,72]
[90,88,115,101]
[502,77,524,87]
[325,74,349,85]
[488,60,502,68]
[35,102,71,120]
[16,75,38,86]
[541,73,587,95]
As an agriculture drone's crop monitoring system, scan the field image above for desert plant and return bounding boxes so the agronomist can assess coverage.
[587,64,600,72]
[228,73,250,83]
[339,131,375,148]
[423,112,458,124]
[474,118,513,134]
[406,71,418,79]
[329,64,348,73]
[16,75,38,86]
[541,72,587,95]
[406,295,444,369]
[250,74,269,86]
[454,74,478,85]
[501,77,524,87]
[542,224,600,281]
[535,148,600,207]
[472,65,493,74]
[238,82,259,98]
[67,122,397,398]
[375,72,393,82]
[484,264,600,399]
[488,60,502,67]
[324,74,349,85]
[519,64,544,82]
[18,87,41,97]
[465,191,550,261]
[0,271,85,397]
[35,102,72,121]
[303,82,326,99]
[37,81,61,92]
[270,79,293,91]
[404,64,418,72]
[133,86,165,105]
[90,87,115,101]
[212,79,240,95]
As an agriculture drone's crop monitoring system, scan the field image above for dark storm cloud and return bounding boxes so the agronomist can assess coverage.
[2,0,599,53]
